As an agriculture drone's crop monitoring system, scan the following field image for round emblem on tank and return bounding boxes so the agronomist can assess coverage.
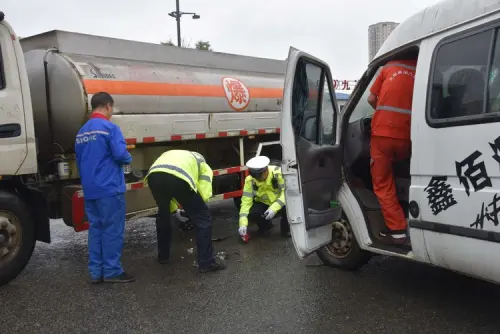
[222,77,250,111]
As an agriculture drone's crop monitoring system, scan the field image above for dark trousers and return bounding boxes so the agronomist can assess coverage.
[248,202,290,234]
[148,172,215,269]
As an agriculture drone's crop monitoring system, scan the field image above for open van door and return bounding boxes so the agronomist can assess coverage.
[281,47,343,258]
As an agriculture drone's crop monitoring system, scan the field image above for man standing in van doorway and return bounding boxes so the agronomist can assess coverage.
[367,57,417,244]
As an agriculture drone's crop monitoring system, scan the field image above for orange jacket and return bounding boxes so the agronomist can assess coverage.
[369,60,417,140]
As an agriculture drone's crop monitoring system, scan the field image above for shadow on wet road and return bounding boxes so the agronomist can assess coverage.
[2,199,500,333]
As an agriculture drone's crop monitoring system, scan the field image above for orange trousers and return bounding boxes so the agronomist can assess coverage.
[370,136,411,232]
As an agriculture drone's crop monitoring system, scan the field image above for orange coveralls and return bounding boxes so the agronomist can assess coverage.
[369,59,416,233]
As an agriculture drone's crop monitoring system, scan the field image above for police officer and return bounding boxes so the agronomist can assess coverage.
[238,156,291,238]
[145,150,226,273]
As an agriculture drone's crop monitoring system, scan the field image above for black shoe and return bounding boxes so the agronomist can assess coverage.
[90,277,103,284]
[103,272,135,283]
[199,259,226,273]
[379,227,408,245]
[379,226,391,237]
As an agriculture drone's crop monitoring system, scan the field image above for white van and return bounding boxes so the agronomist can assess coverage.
[281,0,500,284]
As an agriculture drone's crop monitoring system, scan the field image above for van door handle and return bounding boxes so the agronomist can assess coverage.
[0,123,21,138]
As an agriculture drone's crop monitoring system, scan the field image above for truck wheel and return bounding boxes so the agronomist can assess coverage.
[316,214,371,271]
[0,191,35,286]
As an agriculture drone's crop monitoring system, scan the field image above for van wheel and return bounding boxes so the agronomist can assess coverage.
[316,215,371,270]
[0,191,36,286]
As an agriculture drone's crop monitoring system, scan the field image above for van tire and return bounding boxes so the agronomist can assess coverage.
[0,191,36,286]
[315,215,371,271]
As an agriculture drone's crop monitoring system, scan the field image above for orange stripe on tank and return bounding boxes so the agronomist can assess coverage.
[83,79,283,98]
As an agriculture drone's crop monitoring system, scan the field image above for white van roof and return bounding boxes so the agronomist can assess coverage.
[374,0,500,63]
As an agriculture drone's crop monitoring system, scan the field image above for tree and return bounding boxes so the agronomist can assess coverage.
[160,38,192,48]
[195,40,212,51]
[160,39,175,46]
[160,38,213,51]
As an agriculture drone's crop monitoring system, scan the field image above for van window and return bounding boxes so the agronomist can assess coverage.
[319,75,335,145]
[488,33,500,113]
[428,28,498,124]
[348,67,382,123]
[0,45,5,90]
[291,59,337,145]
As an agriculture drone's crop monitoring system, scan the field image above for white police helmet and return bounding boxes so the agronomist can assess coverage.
[246,156,270,177]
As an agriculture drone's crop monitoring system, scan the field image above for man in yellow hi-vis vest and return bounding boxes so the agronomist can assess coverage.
[238,156,291,239]
[145,150,225,273]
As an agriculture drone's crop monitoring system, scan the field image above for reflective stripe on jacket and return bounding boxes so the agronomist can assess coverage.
[370,60,416,140]
[239,165,286,227]
[75,113,132,200]
[145,150,213,213]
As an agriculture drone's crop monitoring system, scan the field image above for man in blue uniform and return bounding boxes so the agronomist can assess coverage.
[75,92,134,284]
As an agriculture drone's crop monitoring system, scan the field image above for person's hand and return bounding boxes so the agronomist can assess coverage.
[263,208,276,220]
[238,226,247,236]
[175,209,189,222]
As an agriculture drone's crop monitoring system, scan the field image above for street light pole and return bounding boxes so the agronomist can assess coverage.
[168,1,200,48]
[175,0,181,47]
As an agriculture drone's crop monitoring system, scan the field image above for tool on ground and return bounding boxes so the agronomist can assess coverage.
[241,233,250,243]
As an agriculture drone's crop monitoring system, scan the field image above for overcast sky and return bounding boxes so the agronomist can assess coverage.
[5,0,442,79]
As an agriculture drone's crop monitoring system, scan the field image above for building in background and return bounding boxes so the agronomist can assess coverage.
[336,91,351,111]
[368,22,399,62]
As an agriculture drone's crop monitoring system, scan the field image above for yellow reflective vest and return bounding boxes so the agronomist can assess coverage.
[239,165,285,227]
[144,150,213,213]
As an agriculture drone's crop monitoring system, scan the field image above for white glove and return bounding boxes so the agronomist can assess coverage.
[175,209,189,222]
[263,208,276,220]
[238,226,247,236]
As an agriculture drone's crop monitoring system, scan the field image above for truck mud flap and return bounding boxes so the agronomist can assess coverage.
[62,184,158,232]
[60,185,88,231]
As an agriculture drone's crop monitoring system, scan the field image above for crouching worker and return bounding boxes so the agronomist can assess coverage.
[144,150,226,273]
[238,156,291,239]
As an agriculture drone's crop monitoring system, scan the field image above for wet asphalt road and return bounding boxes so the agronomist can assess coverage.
[2,200,500,333]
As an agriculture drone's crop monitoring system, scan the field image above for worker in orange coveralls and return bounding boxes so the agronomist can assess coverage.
[367,58,417,244]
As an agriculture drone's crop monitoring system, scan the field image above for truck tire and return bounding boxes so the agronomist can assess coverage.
[316,214,371,271]
[0,191,36,286]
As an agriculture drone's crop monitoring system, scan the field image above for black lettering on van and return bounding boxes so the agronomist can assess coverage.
[455,150,492,196]
[489,136,500,168]
[471,194,500,230]
[424,176,457,215]
[471,202,487,230]
[486,194,500,227]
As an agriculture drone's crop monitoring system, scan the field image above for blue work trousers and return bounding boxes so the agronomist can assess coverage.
[84,193,126,279]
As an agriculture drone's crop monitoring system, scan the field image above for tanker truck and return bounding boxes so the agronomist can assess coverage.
[0,12,286,285]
